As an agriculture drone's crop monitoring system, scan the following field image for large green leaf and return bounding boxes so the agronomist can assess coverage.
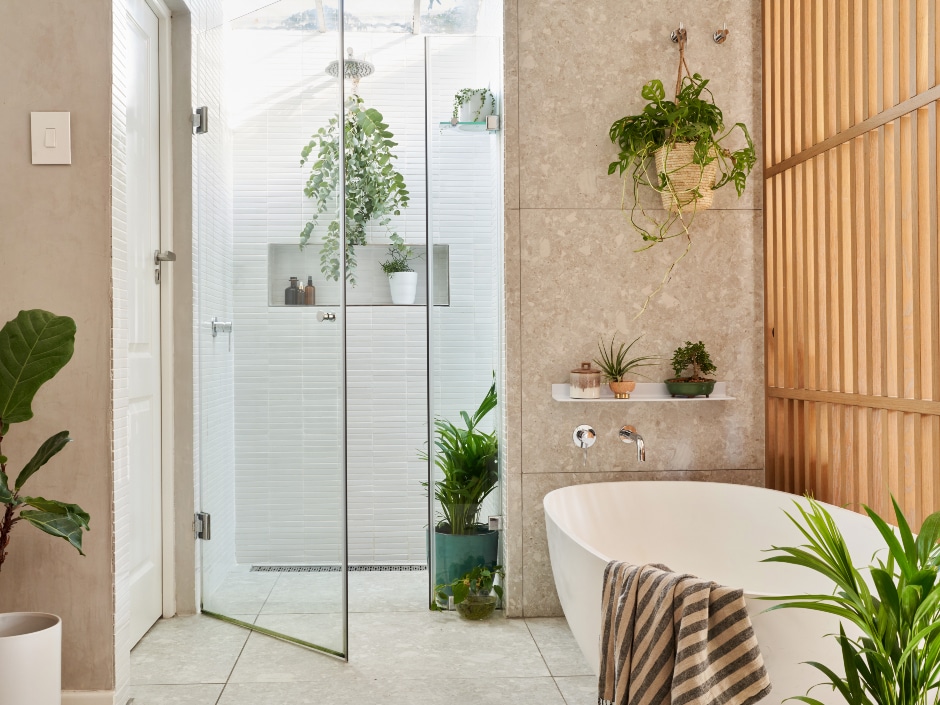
[15,430,71,491]
[0,310,76,431]
[20,498,89,554]
[0,469,13,505]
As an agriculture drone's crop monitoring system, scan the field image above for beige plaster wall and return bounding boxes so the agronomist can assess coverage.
[503,0,764,616]
[0,0,115,690]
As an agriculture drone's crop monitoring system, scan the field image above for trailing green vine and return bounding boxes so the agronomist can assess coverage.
[299,95,410,284]
[452,88,494,122]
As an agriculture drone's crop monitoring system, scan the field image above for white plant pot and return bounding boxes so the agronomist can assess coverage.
[459,92,495,122]
[388,271,418,305]
[0,613,61,705]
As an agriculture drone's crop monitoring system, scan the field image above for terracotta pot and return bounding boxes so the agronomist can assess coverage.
[608,380,636,399]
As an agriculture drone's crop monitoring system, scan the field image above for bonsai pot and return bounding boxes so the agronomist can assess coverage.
[430,525,499,590]
[608,380,636,399]
[664,379,716,398]
[654,142,718,213]
[0,613,61,705]
[456,594,497,620]
[388,271,418,305]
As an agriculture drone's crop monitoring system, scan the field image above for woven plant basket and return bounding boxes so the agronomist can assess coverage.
[654,142,718,213]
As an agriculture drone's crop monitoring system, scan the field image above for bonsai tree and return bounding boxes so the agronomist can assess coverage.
[594,334,659,382]
[299,95,410,285]
[668,340,716,382]
[608,71,756,315]
[423,380,498,536]
[0,310,90,574]
[764,497,940,705]
[379,234,420,276]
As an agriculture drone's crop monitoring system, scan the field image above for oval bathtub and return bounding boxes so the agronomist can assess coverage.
[544,481,886,704]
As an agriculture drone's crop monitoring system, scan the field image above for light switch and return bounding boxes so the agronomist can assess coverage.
[31,112,71,165]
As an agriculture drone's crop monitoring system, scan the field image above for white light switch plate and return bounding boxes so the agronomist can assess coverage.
[31,112,71,165]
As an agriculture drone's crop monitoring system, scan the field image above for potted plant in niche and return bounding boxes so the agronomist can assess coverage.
[379,235,421,305]
[0,309,90,705]
[608,65,756,315]
[431,564,504,621]
[422,380,499,593]
[665,340,717,398]
[299,95,410,285]
[763,497,940,705]
[594,334,659,399]
[452,87,495,124]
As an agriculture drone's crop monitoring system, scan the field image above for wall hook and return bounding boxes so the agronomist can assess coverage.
[670,23,687,44]
[713,22,729,44]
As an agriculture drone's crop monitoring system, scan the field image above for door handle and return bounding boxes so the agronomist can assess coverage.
[316,312,336,322]
[154,250,177,264]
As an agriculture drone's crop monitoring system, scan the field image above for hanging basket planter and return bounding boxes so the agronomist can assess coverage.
[654,143,719,213]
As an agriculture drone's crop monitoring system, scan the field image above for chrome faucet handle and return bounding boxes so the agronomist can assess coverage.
[573,425,596,449]
[619,425,646,462]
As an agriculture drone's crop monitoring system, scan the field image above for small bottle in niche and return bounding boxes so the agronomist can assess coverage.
[304,276,316,305]
[285,276,302,305]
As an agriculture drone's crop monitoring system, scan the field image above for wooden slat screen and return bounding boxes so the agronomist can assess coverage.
[763,0,940,524]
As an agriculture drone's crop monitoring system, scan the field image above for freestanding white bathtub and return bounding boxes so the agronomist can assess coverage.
[544,481,887,704]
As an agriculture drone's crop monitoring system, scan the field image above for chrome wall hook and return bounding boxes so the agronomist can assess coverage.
[713,22,729,44]
[670,23,687,44]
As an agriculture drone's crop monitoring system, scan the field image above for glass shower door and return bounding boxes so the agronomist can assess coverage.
[197,0,349,658]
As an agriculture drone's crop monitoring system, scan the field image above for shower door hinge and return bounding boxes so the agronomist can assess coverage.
[488,515,503,531]
[195,512,211,540]
[192,106,209,134]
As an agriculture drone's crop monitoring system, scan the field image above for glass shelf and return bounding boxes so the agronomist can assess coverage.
[437,120,498,133]
[551,382,734,402]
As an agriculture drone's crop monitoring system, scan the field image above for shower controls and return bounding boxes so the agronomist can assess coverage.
[573,425,596,449]
[316,311,336,322]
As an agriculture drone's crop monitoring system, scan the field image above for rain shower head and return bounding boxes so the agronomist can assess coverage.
[325,47,375,82]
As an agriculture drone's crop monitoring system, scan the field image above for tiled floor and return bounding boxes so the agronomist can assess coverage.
[130,570,596,705]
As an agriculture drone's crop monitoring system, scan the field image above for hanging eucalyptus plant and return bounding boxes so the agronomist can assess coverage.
[299,95,409,284]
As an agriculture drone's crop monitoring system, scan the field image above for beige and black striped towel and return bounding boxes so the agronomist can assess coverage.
[598,561,771,705]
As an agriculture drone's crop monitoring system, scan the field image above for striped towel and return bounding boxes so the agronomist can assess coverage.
[598,561,771,705]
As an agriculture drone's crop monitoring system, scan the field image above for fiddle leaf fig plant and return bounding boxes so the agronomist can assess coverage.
[0,310,90,571]
[299,95,410,285]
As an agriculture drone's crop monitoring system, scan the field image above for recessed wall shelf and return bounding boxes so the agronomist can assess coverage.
[551,382,734,402]
[268,243,450,308]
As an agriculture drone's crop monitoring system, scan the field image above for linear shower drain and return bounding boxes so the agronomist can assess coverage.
[250,564,427,573]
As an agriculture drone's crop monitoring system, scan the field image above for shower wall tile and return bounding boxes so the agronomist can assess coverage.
[229,32,503,565]
[504,0,763,617]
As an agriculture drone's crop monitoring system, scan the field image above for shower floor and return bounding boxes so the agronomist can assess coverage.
[129,568,595,705]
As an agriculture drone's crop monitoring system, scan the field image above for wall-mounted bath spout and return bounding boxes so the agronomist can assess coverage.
[573,425,596,449]
[619,425,645,461]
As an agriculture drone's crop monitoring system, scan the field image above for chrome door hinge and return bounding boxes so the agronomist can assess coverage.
[195,512,211,540]
[192,106,209,134]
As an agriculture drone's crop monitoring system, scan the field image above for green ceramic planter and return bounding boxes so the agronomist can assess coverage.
[430,526,499,589]
[664,379,716,398]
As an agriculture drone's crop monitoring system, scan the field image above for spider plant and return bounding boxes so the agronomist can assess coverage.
[593,334,659,382]
[422,381,498,536]
[763,497,940,705]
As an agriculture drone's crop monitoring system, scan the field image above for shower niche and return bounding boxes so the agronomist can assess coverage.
[266,243,451,307]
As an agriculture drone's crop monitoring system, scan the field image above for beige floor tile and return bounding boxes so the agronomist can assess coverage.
[525,617,592,676]
[129,684,224,705]
[131,616,250,685]
[554,675,598,705]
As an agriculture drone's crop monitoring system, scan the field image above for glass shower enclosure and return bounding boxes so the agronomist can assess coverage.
[193,0,503,658]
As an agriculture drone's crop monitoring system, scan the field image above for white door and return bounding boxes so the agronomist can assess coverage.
[127,0,165,646]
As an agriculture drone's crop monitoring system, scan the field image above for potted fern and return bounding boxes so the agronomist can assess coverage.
[379,235,420,305]
[422,381,499,591]
[593,334,659,399]
[764,497,940,705]
[0,310,90,705]
[665,340,717,398]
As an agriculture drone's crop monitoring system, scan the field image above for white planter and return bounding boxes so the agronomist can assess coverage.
[459,92,495,122]
[0,613,61,705]
[388,271,418,305]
